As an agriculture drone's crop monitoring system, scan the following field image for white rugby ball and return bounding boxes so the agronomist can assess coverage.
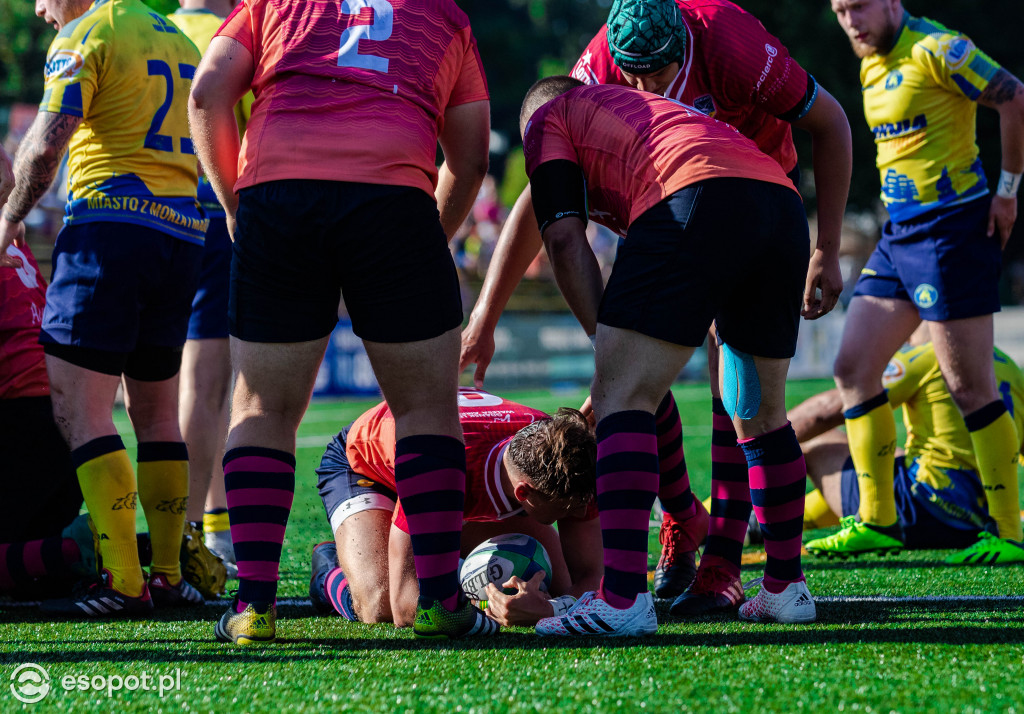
[459,533,552,600]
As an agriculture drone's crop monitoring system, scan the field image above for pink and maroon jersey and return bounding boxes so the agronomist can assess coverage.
[217,0,489,196]
[569,0,807,174]
[347,389,546,531]
[0,245,49,400]
[524,84,799,237]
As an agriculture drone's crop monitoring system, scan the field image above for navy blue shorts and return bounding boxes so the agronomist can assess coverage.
[853,198,1001,320]
[599,178,809,358]
[40,222,202,353]
[316,427,397,534]
[231,180,463,343]
[839,456,988,549]
[187,216,231,340]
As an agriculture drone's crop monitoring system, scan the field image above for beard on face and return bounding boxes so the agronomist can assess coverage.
[847,14,899,58]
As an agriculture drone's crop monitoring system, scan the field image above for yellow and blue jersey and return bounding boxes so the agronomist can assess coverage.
[40,0,207,243]
[168,8,252,219]
[882,343,1024,488]
[861,13,1000,223]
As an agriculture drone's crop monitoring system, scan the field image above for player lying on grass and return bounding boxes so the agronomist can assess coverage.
[308,389,603,627]
[794,337,1024,564]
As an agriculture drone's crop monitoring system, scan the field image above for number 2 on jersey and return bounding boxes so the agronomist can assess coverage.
[338,0,393,73]
[145,59,195,155]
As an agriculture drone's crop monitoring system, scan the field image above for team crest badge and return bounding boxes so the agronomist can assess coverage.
[693,94,716,116]
[885,70,903,90]
[913,283,939,309]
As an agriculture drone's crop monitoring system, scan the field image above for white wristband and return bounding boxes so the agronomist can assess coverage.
[997,170,1022,199]
[548,594,577,617]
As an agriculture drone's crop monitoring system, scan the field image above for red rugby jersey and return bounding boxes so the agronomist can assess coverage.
[346,389,561,531]
[524,84,799,237]
[0,244,49,400]
[217,0,489,195]
[569,0,807,174]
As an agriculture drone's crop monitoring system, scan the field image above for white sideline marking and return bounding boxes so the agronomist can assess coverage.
[5,595,1024,609]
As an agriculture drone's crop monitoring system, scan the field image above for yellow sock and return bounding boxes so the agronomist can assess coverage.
[137,442,190,583]
[72,436,145,597]
[203,509,231,533]
[966,402,1023,541]
[804,488,840,530]
[845,392,898,526]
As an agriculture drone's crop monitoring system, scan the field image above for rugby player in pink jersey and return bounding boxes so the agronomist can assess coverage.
[189,0,492,643]
[307,389,603,627]
[459,0,851,614]
[522,78,820,636]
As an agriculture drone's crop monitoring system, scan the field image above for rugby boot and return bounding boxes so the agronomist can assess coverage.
[804,515,904,558]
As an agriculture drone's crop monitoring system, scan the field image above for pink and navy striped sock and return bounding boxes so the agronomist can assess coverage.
[654,391,696,521]
[701,398,752,578]
[324,567,357,621]
[394,434,466,612]
[0,537,80,591]
[223,447,295,612]
[739,422,806,593]
[595,410,659,609]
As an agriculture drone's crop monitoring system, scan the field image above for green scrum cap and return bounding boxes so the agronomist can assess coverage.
[606,0,687,74]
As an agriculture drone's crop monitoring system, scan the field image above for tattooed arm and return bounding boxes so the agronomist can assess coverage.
[0,146,13,208]
[978,69,1024,247]
[0,111,80,268]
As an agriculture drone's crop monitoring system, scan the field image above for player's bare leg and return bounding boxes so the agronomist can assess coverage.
[329,510,393,623]
[930,315,1023,548]
[832,296,919,533]
[364,327,497,638]
[216,336,327,644]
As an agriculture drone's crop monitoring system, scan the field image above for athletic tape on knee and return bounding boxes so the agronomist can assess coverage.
[721,343,761,420]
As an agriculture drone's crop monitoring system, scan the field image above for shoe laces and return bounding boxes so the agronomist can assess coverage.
[838,515,858,531]
[690,563,739,596]
[658,518,684,566]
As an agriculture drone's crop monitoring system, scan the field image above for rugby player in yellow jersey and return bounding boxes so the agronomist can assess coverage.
[168,0,252,583]
[797,335,1024,563]
[827,0,1024,559]
[0,0,208,615]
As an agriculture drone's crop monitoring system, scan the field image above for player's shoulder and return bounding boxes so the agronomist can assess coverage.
[883,342,934,387]
[401,0,471,31]
[905,15,976,69]
[685,0,766,36]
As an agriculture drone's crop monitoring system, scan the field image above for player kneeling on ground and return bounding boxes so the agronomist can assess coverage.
[308,390,603,628]
[519,77,836,634]
[794,333,1024,564]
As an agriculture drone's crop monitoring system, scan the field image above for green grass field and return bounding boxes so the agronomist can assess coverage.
[2,381,1023,713]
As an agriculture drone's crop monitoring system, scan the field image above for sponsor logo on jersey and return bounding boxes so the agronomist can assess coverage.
[885,70,903,90]
[913,283,939,309]
[44,49,84,81]
[570,50,600,85]
[693,94,716,116]
[881,358,905,387]
[941,37,974,71]
[755,44,778,93]
[871,114,927,139]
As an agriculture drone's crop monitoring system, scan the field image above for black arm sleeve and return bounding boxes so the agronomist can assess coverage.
[530,159,588,235]
[776,73,819,123]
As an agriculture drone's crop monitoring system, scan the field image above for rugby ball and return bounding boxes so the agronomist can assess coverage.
[459,533,552,600]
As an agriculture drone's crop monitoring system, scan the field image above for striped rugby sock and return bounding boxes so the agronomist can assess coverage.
[701,399,751,578]
[394,434,466,612]
[595,410,659,610]
[0,537,80,591]
[223,447,295,612]
[654,391,696,520]
[740,422,807,594]
[324,567,357,621]
[845,391,898,526]
[965,400,1023,541]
